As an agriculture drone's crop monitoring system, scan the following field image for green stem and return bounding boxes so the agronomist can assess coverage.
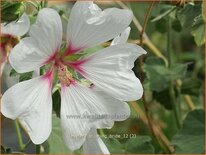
[35,145,41,154]
[14,120,24,151]
[169,84,181,129]
[167,17,181,129]
[23,140,32,150]
[99,129,105,137]
[167,17,172,68]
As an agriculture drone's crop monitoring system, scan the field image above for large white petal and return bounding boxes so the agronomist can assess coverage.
[93,87,131,121]
[111,27,131,46]
[9,8,62,73]
[1,13,30,37]
[66,1,133,54]
[74,44,146,101]
[60,82,129,150]
[1,76,52,144]
[83,128,110,154]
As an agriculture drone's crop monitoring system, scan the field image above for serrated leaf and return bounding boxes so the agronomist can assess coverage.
[177,3,202,29]
[143,57,187,92]
[171,109,205,153]
[177,2,205,46]
[125,136,155,154]
[190,15,205,46]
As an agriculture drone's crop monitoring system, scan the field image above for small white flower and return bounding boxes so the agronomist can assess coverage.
[1,13,30,37]
[1,13,30,88]
[1,1,146,151]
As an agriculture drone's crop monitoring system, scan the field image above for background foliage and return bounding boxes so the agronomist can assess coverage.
[1,0,205,154]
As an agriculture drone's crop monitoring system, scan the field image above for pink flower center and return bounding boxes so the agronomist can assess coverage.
[42,44,87,87]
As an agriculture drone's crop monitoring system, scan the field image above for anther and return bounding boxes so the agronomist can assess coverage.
[58,64,73,87]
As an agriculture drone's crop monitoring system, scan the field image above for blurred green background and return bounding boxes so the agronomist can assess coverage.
[1,0,205,154]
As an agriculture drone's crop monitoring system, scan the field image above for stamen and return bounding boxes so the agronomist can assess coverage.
[58,64,73,87]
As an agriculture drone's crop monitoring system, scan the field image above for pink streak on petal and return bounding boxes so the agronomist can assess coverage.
[64,42,82,56]
[42,51,58,65]
[68,58,90,75]
[42,70,54,89]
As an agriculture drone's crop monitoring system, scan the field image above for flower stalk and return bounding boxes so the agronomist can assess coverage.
[14,120,24,151]
[35,145,41,154]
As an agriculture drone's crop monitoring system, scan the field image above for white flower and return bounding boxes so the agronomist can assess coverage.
[1,1,146,151]
[1,13,30,88]
[83,128,110,154]
[82,27,131,154]
[1,13,30,37]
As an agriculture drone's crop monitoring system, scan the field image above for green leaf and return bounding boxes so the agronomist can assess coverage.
[143,57,170,92]
[143,57,187,92]
[190,14,205,46]
[155,18,167,33]
[171,109,205,153]
[9,68,19,77]
[181,78,201,96]
[170,63,187,80]
[42,115,74,154]
[10,69,33,82]
[153,89,173,110]
[125,136,155,154]
[19,72,33,82]
[172,19,182,32]
[177,3,202,29]
[177,2,205,46]
[102,138,125,154]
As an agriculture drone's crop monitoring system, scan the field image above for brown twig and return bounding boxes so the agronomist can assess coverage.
[139,1,155,46]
